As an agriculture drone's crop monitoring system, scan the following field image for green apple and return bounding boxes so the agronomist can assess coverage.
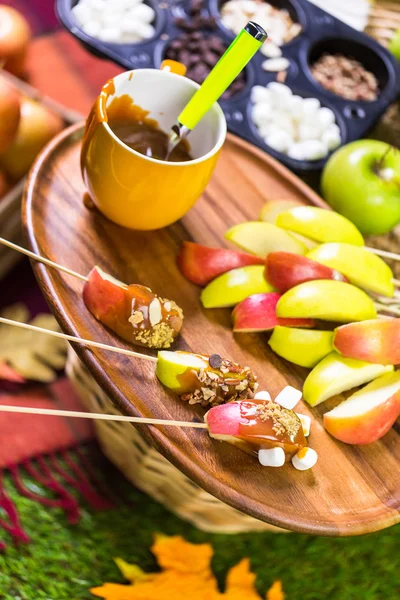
[276,206,364,246]
[307,243,394,298]
[303,351,394,407]
[276,280,377,322]
[389,29,400,62]
[156,351,209,393]
[200,265,275,308]
[225,222,307,257]
[268,326,333,368]
[322,140,400,235]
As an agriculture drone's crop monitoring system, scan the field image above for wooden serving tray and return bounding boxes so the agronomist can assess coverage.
[23,124,400,536]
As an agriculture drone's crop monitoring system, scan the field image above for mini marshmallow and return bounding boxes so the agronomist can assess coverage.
[302,97,321,115]
[128,4,155,23]
[254,390,272,401]
[321,127,341,151]
[296,413,311,437]
[252,103,271,125]
[261,41,282,58]
[258,447,286,467]
[268,82,293,99]
[292,447,318,471]
[274,386,302,410]
[266,131,293,153]
[317,106,336,128]
[262,57,290,72]
[251,86,271,103]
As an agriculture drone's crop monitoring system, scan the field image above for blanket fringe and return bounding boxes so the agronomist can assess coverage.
[0,444,114,550]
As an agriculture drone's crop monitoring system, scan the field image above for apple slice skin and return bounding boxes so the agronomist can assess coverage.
[307,243,394,298]
[333,319,400,365]
[276,206,364,246]
[324,371,400,444]
[232,292,315,332]
[303,351,394,407]
[276,280,377,323]
[83,266,183,348]
[225,221,307,257]
[268,326,333,368]
[265,252,348,293]
[177,242,264,287]
[200,266,275,308]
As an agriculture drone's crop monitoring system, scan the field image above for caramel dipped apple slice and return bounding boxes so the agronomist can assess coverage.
[83,266,183,349]
[205,399,307,459]
[156,350,258,406]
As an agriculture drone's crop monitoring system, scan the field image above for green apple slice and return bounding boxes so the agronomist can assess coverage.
[307,243,394,298]
[259,199,304,224]
[276,206,364,246]
[225,222,307,257]
[303,351,394,407]
[268,326,333,368]
[156,351,208,393]
[276,280,377,322]
[200,266,275,308]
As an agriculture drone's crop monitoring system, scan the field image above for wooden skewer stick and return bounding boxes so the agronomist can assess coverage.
[367,246,400,263]
[0,237,88,282]
[0,317,157,363]
[0,404,208,428]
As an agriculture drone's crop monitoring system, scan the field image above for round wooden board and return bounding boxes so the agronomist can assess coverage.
[23,123,400,536]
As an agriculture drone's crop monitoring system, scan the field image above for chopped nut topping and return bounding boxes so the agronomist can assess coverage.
[129,311,144,326]
[256,401,301,438]
[149,298,162,326]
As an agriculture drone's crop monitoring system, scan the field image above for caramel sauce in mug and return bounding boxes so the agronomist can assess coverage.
[81,77,192,168]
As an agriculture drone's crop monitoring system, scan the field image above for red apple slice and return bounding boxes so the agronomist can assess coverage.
[265,252,348,293]
[177,241,264,286]
[334,319,400,366]
[232,292,315,332]
[324,371,400,444]
[82,266,127,321]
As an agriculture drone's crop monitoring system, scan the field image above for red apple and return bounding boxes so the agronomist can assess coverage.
[265,252,348,293]
[0,97,64,180]
[177,241,264,286]
[0,76,20,155]
[0,169,11,200]
[334,319,400,366]
[83,266,126,321]
[324,371,400,444]
[232,292,315,332]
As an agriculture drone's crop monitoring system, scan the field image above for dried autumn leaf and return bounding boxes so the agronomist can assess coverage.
[90,535,285,600]
[0,303,67,382]
[266,580,285,600]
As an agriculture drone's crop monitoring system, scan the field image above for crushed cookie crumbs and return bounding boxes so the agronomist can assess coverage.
[134,322,175,348]
[256,401,301,438]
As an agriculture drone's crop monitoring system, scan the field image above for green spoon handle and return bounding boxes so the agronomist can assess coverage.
[178,22,267,131]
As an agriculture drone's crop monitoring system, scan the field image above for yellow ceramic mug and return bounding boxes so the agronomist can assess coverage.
[81,67,227,230]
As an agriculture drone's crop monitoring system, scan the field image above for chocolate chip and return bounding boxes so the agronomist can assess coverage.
[209,354,223,369]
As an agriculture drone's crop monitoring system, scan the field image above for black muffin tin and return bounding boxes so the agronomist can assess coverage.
[56,0,400,171]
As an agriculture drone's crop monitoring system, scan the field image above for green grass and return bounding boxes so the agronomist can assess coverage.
[0,470,400,600]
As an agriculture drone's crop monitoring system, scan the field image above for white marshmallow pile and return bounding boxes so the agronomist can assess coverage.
[251,82,342,161]
[72,0,155,44]
[221,0,301,64]
[255,388,317,470]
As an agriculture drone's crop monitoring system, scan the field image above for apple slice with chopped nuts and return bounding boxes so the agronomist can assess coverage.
[177,241,264,286]
[232,292,315,332]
